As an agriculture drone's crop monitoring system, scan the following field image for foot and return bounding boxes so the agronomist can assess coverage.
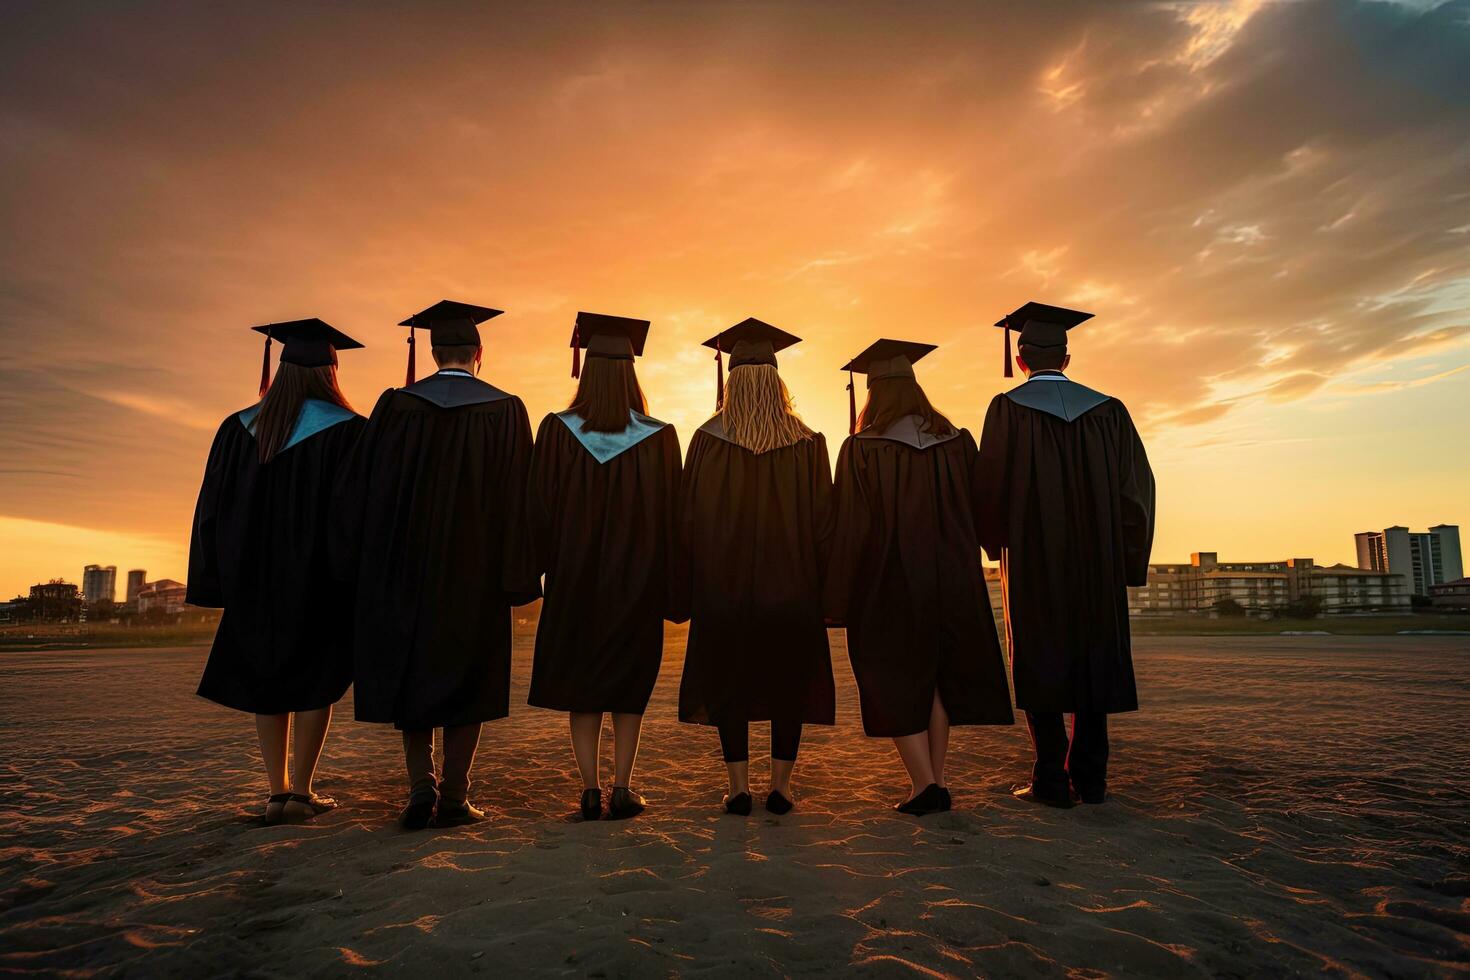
[764,790,794,815]
[432,798,485,827]
[263,792,292,826]
[937,786,952,812]
[1012,784,1075,809]
[280,793,337,824]
[895,783,946,816]
[1073,785,1107,805]
[580,787,602,821]
[723,792,752,816]
[608,786,647,820]
[399,792,438,831]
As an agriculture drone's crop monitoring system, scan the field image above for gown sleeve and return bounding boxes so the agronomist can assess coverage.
[526,414,562,577]
[1114,401,1156,587]
[499,396,542,606]
[328,389,394,586]
[822,437,870,624]
[661,425,687,623]
[185,418,234,608]
[973,394,1009,563]
[811,433,836,577]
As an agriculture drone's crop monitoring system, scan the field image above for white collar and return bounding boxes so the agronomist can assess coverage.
[1027,372,1068,382]
[436,369,474,378]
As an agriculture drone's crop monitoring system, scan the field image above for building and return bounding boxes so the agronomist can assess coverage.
[81,564,117,607]
[1429,577,1470,610]
[126,569,148,606]
[1355,525,1463,596]
[28,580,83,623]
[1128,552,1410,617]
[136,578,188,617]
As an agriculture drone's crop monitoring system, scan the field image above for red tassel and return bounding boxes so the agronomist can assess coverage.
[405,330,416,386]
[715,342,724,410]
[257,332,272,397]
[848,370,857,435]
[571,323,581,379]
[1003,323,1014,378]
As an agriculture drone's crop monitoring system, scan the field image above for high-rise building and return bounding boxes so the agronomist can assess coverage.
[81,564,117,606]
[126,569,148,605]
[1355,525,1462,596]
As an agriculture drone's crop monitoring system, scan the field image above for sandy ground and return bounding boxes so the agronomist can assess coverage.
[1,629,1467,978]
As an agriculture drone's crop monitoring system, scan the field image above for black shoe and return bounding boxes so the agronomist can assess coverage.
[432,798,485,827]
[764,790,793,815]
[937,786,952,812]
[580,787,602,821]
[608,786,646,820]
[1012,784,1074,809]
[399,792,437,831]
[724,792,752,816]
[895,783,946,816]
[1073,786,1107,805]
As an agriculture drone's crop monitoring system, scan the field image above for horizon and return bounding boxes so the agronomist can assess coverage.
[2,1,1468,598]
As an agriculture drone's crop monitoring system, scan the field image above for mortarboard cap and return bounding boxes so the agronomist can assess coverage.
[398,300,503,385]
[838,338,938,434]
[993,301,1093,378]
[569,312,651,378]
[701,317,802,409]
[252,318,363,396]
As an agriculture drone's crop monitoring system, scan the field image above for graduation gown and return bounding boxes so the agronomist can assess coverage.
[825,417,1014,736]
[526,410,682,714]
[333,371,540,730]
[973,374,1155,714]
[676,418,836,728]
[188,398,365,714]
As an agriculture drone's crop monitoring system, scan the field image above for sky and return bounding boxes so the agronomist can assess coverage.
[1,0,1468,599]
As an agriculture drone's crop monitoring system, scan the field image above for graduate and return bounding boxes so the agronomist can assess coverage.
[188,318,366,825]
[974,302,1155,808]
[333,300,540,830]
[676,318,836,817]
[526,312,682,821]
[825,340,1013,817]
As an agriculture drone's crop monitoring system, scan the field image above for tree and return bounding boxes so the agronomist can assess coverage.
[1213,597,1247,618]
[1281,595,1323,620]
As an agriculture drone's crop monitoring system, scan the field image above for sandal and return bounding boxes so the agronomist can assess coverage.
[264,792,293,826]
[279,792,337,824]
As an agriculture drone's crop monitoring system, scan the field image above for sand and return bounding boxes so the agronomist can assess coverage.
[1,629,1467,977]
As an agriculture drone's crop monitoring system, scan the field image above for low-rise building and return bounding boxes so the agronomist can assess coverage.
[1429,577,1470,610]
[1128,552,1410,617]
[136,579,188,617]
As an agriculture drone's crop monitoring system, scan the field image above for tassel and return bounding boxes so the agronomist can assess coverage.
[715,341,724,410]
[405,329,416,386]
[847,369,857,435]
[257,331,272,398]
[571,323,581,379]
[1003,322,1014,378]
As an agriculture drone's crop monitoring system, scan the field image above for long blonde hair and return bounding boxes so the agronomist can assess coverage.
[721,364,815,454]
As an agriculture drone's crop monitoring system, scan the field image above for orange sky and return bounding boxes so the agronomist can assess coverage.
[1,1,1467,598]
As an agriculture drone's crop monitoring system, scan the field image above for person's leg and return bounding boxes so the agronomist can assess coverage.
[1023,711,1071,801]
[927,691,951,788]
[439,723,482,804]
[255,714,290,796]
[402,728,438,801]
[718,720,750,797]
[891,731,936,798]
[1066,712,1110,802]
[610,713,643,789]
[289,706,332,796]
[769,721,802,797]
[569,712,603,791]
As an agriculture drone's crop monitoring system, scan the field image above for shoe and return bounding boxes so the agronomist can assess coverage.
[432,798,485,827]
[1074,786,1107,805]
[895,783,946,816]
[399,792,437,831]
[764,790,793,815]
[1011,784,1074,809]
[279,792,337,824]
[608,786,646,820]
[580,787,602,821]
[263,792,292,826]
[937,786,952,812]
[723,792,752,816]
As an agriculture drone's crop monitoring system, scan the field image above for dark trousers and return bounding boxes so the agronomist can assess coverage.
[403,724,482,803]
[1024,712,1108,799]
[717,719,803,763]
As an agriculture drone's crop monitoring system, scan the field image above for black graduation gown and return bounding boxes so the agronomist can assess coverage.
[188,399,365,714]
[333,371,540,730]
[526,410,682,714]
[825,417,1013,737]
[973,374,1155,714]
[676,418,836,728]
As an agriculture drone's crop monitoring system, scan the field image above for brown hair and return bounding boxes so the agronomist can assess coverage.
[1018,343,1066,371]
[857,377,956,438]
[251,358,354,464]
[566,356,649,432]
[721,364,815,454]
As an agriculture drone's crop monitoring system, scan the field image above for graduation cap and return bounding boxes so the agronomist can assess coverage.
[569,312,651,378]
[398,300,504,385]
[252,318,364,397]
[839,339,938,434]
[701,317,801,409]
[993,302,1093,378]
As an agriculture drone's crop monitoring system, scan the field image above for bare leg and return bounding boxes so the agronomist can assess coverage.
[569,712,603,791]
[725,760,750,797]
[927,691,951,788]
[892,731,936,798]
[289,706,332,796]
[610,713,643,788]
[255,713,290,795]
[770,758,795,797]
